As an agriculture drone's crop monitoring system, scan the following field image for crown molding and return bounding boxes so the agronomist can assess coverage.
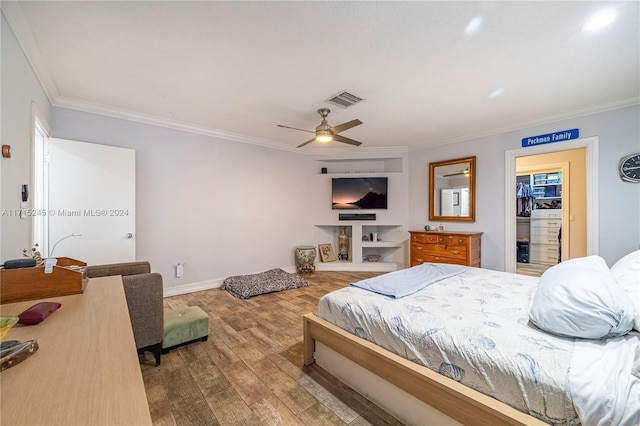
[54,96,300,152]
[54,97,409,155]
[56,92,636,156]
[412,97,640,151]
[1,3,59,104]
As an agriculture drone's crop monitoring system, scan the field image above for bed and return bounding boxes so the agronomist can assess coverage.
[303,252,640,426]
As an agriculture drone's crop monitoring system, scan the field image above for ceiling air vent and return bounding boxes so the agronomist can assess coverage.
[325,90,364,108]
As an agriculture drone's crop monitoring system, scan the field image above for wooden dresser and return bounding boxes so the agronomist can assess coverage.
[410,231,482,267]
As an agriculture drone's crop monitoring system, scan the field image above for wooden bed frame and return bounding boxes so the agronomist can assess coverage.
[303,313,547,426]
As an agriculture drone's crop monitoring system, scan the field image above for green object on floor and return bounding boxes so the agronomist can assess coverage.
[162,306,209,353]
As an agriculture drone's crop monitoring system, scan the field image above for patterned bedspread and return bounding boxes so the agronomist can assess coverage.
[317,266,580,425]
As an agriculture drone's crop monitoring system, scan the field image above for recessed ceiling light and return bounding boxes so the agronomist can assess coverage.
[464,16,484,35]
[582,11,616,31]
[489,88,505,99]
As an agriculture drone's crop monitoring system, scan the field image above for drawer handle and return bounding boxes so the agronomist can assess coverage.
[416,246,423,251]
[452,250,460,255]
[416,258,424,262]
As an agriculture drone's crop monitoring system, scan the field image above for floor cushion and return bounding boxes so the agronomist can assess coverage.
[222,268,308,299]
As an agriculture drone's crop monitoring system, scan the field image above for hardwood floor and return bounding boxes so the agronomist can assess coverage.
[516,262,550,277]
[140,271,404,426]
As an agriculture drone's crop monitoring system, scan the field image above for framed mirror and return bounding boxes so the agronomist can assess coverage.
[429,156,476,222]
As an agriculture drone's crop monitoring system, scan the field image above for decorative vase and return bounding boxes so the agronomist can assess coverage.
[295,246,316,274]
[337,227,349,261]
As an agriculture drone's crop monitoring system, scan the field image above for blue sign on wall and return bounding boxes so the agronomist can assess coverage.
[522,129,579,147]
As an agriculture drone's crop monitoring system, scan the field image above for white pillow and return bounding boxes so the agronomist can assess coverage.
[529,255,636,339]
[610,250,640,331]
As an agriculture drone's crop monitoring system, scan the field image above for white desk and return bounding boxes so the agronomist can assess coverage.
[0,276,152,425]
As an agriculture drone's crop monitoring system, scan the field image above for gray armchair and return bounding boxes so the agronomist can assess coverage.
[85,261,163,365]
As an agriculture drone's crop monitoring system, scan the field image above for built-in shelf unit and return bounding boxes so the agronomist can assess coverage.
[314,224,404,272]
[315,157,403,174]
[310,153,409,271]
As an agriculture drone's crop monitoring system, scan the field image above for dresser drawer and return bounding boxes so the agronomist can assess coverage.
[529,244,559,265]
[531,209,561,219]
[411,254,470,266]
[411,233,439,244]
[531,219,561,230]
[439,235,468,247]
[411,233,468,246]
[530,227,561,237]
[421,244,468,260]
[530,234,558,245]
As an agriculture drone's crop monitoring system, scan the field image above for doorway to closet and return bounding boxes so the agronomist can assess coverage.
[515,161,569,276]
[504,137,598,275]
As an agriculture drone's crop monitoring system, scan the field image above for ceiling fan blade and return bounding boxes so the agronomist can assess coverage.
[296,137,317,148]
[331,119,363,134]
[277,124,315,134]
[333,134,362,146]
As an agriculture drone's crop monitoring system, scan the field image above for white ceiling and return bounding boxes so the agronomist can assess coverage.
[3,1,639,151]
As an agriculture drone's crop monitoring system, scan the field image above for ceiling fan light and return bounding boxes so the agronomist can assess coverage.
[316,129,333,143]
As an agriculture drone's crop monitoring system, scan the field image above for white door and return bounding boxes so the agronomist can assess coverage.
[441,189,455,216]
[47,138,135,265]
[460,188,470,216]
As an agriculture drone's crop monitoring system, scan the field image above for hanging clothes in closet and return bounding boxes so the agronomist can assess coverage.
[516,181,534,217]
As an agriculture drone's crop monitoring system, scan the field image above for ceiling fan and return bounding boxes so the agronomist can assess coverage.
[277,108,363,148]
[443,168,470,177]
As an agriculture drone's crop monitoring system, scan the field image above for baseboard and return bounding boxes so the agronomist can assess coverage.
[314,262,399,272]
[162,265,297,297]
[163,279,223,297]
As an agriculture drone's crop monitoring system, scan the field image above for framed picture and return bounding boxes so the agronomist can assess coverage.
[453,192,460,206]
[318,243,337,262]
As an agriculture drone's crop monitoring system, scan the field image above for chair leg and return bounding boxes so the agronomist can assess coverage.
[153,343,161,366]
[138,343,162,366]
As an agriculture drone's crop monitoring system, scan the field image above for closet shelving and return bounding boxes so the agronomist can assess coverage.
[516,171,562,267]
[531,172,562,209]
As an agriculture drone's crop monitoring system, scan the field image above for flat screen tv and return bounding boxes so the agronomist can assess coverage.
[332,177,388,210]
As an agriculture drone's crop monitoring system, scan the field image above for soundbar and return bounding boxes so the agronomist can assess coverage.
[339,213,376,221]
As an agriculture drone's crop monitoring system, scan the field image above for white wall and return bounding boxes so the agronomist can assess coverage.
[409,105,640,270]
[0,13,52,261]
[51,107,320,288]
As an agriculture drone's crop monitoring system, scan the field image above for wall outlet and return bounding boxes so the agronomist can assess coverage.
[176,263,184,278]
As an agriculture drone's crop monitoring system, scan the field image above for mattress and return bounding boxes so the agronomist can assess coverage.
[317,267,579,425]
